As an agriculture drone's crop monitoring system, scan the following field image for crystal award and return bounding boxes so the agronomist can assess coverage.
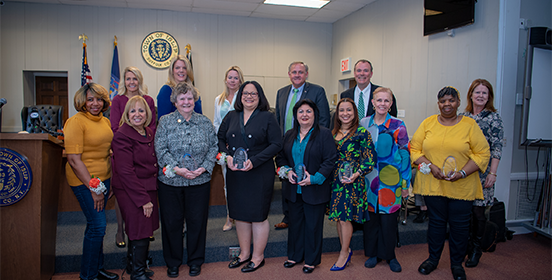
[233,147,248,170]
[339,162,353,183]
[182,153,198,171]
[294,163,307,183]
[442,156,457,178]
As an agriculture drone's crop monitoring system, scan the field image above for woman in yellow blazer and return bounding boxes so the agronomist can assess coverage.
[410,86,490,280]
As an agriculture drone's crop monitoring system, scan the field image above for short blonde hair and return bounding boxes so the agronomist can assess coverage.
[170,82,199,104]
[166,55,194,88]
[119,95,152,128]
[119,66,148,96]
[372,87,394,102]
[74,83,111,113]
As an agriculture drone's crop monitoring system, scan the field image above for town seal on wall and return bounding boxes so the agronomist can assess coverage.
[0,148,33,206]
[141,31,180,69]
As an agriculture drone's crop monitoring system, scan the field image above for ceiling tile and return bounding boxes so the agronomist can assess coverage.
[191,7,253,17]
[192,0,257,12]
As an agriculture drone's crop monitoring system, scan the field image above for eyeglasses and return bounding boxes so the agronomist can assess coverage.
[242,92,258,97]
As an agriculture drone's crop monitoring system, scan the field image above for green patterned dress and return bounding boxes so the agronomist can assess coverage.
[328,126,376,223]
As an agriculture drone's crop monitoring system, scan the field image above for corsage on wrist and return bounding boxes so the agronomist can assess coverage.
[418,162,432,175]
[277,166,291,179]
[163,165,176,178]
[216,152,227,166]
[89,175,107,195]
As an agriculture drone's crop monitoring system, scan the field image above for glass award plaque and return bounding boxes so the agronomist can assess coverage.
[294,163,307,183]
[339,162,353,183]
[234,147,248,170]
[442,156,457,178]
[182,153,198,171]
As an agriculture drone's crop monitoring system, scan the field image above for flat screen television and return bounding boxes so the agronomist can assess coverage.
[424,0,475,36]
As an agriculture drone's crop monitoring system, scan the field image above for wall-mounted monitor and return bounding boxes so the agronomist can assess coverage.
[520,27,552,147]
[424,0,475,36]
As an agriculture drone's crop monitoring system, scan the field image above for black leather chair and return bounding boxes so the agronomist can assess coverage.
[21,105,63,133]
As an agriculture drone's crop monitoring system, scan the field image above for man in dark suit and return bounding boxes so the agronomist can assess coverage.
[340,59,397,118]
[274,61,331,229]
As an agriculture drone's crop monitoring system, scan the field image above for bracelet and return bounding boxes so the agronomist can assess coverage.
[459,169,467,178]
[418,162,432,174]
[489,172,497,176]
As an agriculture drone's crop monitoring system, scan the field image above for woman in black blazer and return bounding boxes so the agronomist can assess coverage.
[276,99,337,273]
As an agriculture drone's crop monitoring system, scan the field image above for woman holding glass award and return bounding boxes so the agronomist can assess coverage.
[112,96,158,280]
[328,98,376,271]
[154,82,218,278]
[275,99,337,274]
[460,79,504,268]
[214,66,245,232]
[64,83,119,280]
[360,87,411,273]
[218,81,282,273]
[410,86,490,280]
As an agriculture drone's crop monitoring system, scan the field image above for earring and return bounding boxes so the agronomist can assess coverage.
[373,106,376,110]
[388,108,391,112]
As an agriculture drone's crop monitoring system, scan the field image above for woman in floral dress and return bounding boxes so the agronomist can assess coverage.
[328,98,376,271]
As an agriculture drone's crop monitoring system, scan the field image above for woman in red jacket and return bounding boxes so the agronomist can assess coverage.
[112,96,159,280]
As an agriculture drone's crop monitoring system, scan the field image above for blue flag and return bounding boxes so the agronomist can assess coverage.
[109,40,120,100]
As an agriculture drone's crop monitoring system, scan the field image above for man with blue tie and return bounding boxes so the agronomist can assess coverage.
[274,61,331,229]
[340,59,397,118]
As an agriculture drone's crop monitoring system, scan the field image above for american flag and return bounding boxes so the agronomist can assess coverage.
[81,42,93,86]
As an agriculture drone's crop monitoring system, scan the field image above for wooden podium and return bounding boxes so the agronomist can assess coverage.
[0,133,63,280]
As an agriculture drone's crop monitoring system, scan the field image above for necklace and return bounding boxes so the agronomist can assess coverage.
[133,127,145,135]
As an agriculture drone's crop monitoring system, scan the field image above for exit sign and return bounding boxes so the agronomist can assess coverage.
[341,57,351,73]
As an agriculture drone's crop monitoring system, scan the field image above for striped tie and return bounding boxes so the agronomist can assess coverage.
[285,89,299,132]
[358,91,365,118]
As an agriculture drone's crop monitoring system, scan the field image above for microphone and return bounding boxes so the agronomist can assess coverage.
[29,107,41,130]
[28,107,64,137]
[0,98,6,109]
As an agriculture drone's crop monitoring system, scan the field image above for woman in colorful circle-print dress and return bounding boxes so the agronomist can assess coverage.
[328,98,376,271]
[360,87,411,273]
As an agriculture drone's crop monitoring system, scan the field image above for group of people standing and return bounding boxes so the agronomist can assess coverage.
[63,56,503,280]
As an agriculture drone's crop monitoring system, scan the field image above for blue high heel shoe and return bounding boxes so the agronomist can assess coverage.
[330,249,352,271]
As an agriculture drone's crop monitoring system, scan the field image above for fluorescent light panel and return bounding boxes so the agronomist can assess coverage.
[264,0,330,9]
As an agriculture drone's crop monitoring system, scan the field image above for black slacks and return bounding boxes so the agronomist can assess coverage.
[158,180,210,268]
[424,196,472,266]
[363,210,399,260]
[287,194,326,266]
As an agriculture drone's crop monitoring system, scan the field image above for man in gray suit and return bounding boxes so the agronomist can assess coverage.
[274,61,330,229]
[340,59,397,118]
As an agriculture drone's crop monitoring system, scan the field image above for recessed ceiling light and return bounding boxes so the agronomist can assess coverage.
[264,0,330,9]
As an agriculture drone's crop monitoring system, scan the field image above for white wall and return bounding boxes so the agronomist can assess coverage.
[0,2,332,132]
[331,0,499,132]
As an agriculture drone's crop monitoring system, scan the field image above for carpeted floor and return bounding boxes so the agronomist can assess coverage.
[52,233,551,280]
[54,181,429,273]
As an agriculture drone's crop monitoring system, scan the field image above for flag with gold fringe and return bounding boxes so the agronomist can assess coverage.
[109,37,120,100]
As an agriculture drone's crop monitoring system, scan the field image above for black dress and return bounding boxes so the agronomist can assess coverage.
[218,110,282,222]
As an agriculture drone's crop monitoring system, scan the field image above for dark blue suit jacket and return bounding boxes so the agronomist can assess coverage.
[275,127,337,205]
[275,82,331,134]
[340,84,398,118]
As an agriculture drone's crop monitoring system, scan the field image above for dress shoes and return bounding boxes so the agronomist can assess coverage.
[241,259,265,273]
[451,265,467,280]
[303,266,315,274]
[189,264,201,277]
[388,258,402,273]
[364,257,381,268]
[418,259,438,275]
[274,222,288,229]
[97,269,119,280]
[283,260,301,268]
[228,256,252,268]
[167,266,179,278]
